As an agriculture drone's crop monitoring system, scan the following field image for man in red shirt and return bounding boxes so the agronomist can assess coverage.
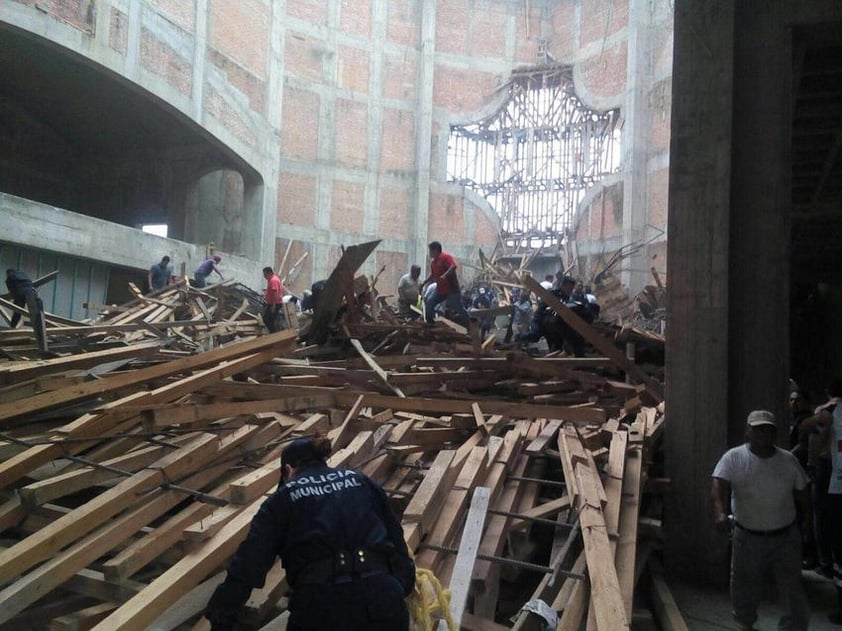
[263,266,285,333]
[422,241,470,327]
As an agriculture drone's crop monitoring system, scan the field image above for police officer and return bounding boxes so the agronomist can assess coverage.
[204,436,415,631]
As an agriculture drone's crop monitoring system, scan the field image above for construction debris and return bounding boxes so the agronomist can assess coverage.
[0,251,680,631]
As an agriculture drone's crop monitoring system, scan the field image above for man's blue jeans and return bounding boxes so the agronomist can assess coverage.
[424,291,469,327]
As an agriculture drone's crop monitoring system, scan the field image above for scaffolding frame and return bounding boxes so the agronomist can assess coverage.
[447,65,621,250]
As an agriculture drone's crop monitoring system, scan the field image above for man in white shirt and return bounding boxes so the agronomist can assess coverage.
[397,265,421,317]
[711,410,810,631]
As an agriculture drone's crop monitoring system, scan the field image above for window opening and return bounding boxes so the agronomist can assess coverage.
[141,224,168,238]
[447,66,621,249]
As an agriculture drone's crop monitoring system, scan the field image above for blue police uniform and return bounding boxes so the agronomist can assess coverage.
[205,461,415,630]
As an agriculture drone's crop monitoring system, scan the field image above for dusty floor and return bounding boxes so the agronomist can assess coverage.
[670,568,839,630]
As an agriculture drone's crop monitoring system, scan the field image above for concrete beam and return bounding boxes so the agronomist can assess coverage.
[1,193,264,291]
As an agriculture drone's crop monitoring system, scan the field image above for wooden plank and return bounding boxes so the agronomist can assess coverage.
[0,425,259,584]
[507,496,571,531]
[349,338,405,398]
[645,559,689,631]
[525,419,562,454]
[402,450,457,538]
[90,494,267,631]
[616,429,644,620]
[0,341,161,385]
[0,329,297,425]
[521,275,663,400]
[0,344,292,489]
[0,460,230,623]
[438,486,491,631]
[304,240,380,344]
[574,461,629,630]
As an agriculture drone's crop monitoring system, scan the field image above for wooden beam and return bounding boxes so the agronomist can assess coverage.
[90,493,266,631]
[521,275,663,400]
[439,486,491,631]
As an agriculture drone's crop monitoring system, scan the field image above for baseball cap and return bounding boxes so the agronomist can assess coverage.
[746,410,776,428]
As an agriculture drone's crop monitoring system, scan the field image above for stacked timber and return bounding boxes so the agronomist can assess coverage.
[0,260,683,630]
[0,279,269,363]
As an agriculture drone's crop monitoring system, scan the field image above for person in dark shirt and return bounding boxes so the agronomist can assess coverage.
[204,436,415,631]
[4,269,47,352]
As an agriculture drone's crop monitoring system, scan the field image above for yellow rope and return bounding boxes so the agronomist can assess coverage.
[406,566,456,631]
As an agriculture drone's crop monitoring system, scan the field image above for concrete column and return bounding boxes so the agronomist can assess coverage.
[191,0,209,123]
[363,0,387,254]
[665,0,735,583]
[413,0,436,267]
[620,0,652,295]
[125,0,142,81]
[728,1,792,438]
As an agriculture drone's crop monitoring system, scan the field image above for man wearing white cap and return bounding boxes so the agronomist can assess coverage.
[711,410,811,631]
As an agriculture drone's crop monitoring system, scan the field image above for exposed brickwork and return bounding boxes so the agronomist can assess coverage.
[278,171,317,227]
[649,79,671,153]
[435,1,470,55]
[468,2,508,58]
[335,98,369,168]
[514,4,544,63]
[575,184,623,241]
[109,7,128,55]
[340,0,371,38]
[646,239,667,282]
[274,237,313,292]
[432,65,500,114]
[208,0,270,79]
[147,0,195,32]
[580,0,628,47]
[286,0,327,24]
[330,180,366,232]
[577,41,627,100]
[205,85,258,147]
[208,48,266,114]
[376,249,409,299]
[285,33,325,84]
[386,0,419,48]
[647,168,669,229]
[281,86,320,161]
[338,46,370,94]
[549,1,577,62]
[428,192,465,242]
[379,187,413,240]
[383,54,417,101]
[141,29,192,96]
[13,0,96,35]
[471,203,500,249]
[380,108,415,173]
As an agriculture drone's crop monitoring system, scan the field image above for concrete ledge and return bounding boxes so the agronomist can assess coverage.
[1,193,264,291]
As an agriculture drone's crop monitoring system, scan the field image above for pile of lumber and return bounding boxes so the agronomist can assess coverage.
[0,279,269,362]
[0,249,684,631]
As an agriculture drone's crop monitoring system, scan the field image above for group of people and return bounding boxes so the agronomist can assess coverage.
[711,381,842,630]
[148,255,290,333]
[396,241,472,328]
[513,272,600,356]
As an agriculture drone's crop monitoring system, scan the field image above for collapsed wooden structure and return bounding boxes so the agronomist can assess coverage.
[0,260,684,631]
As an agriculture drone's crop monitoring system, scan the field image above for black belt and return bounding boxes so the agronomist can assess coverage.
[296,549,392,586]
[735,521,794,537]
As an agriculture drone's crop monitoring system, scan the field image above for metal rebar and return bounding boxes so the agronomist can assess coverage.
[507,475,566,489]
[419,542,584,580]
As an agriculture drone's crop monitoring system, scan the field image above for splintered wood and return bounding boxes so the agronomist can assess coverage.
[0,272,676,630]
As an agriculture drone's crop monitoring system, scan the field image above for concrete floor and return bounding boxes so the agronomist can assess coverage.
[670,569,839,630]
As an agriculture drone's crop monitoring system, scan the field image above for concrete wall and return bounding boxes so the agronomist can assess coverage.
[0,0,668,305]
[554,0,673,292]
